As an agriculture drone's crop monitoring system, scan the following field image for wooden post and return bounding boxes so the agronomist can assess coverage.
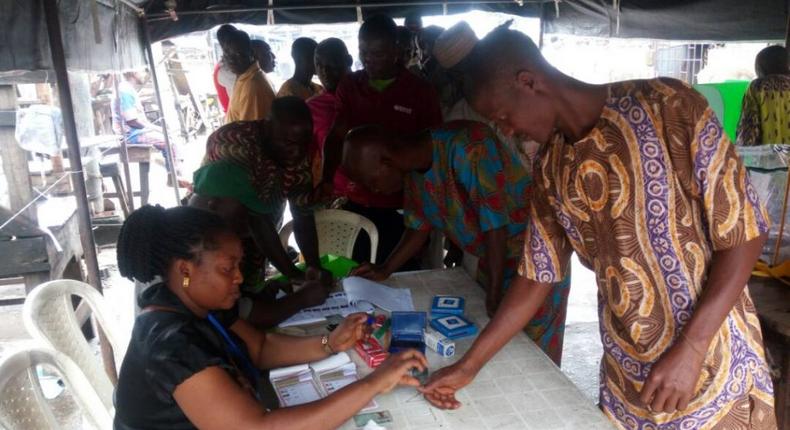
[42,0,116,383]
[0,86,37,224]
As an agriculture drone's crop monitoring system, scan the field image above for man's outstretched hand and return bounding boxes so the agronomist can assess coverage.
[418,362,478,409]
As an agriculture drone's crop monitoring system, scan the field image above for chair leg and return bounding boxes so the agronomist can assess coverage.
[111,175,131,217]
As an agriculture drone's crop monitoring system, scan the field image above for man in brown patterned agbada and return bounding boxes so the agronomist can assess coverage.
[422,27,776,430]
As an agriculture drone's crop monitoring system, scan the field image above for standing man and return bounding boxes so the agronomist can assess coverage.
[344,122,571,364]
[189,160,331,328]
[319,14,442,267]
[306,38,353,186]
[277,38,323,100]
[203,97,330,289]
[421,28,776,429]
[251,39,277,75]
[212,24,238,113]
[223,29,276,122]
[736,45,790,145]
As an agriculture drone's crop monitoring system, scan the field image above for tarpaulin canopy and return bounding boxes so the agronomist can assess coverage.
[543,0,788,42]
[0,0,147,80]
[137,0,788,42]
[1,0,787,77]
[139,0,542,42]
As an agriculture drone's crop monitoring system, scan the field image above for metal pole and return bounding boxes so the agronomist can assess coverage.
[42,0,117,382]
[141,16,181,204]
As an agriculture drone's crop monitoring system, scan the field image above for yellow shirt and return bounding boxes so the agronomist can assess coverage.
[275,78,323,100]
[226,64,276,123]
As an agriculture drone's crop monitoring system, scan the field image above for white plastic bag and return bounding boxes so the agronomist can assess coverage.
[14,104,64,156]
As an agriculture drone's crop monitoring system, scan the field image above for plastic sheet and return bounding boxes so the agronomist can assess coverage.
[737,144,790,263]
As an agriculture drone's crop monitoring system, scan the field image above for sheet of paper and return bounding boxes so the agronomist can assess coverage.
[310,352,351,374]
[272,376,323,407]
[270,365,322,407]
[278,292,375,328]
[343,277,415,312]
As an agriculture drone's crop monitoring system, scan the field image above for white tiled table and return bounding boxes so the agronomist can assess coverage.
[338,268,614,430]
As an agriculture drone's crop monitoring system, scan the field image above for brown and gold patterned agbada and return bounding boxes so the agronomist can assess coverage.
[520,78,776,429]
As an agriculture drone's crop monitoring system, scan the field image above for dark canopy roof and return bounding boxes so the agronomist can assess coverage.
[140,1,542,42]
[1,0,786,77]
[138,0,787,42]
[544,0,788,42]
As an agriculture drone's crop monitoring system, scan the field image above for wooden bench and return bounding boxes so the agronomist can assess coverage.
[101,144,153,206]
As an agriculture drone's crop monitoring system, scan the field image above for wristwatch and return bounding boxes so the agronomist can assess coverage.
[321,334,335,355]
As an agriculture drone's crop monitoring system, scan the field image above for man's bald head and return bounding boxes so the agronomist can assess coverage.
[466,27,549,107]
[755,45,789,78]
[463,27,561,144]
[342,126,404,195]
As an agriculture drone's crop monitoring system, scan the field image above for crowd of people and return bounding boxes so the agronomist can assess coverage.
[111,12,789,430]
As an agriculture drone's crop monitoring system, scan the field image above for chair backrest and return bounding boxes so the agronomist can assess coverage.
[0,347,112,430]
[22,280,123,413]
[279,209,379,263]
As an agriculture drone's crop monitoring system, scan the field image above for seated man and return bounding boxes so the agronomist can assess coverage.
[222,28,276,122]
[189,160,330,328]
[277,37,323,100]
[737,45,790,145]
[307,38,353,186]
[112,71,184,186]
[344,122,571,365]
[203,96,330,293]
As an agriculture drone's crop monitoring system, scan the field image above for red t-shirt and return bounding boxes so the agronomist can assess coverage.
[333,68,442,208]
[213,62,230,113]
[306,91,338,186]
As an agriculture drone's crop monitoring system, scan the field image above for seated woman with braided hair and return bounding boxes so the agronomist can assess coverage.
[114,205,428,430]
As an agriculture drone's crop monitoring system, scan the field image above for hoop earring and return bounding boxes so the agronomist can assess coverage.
[182,276,190,289]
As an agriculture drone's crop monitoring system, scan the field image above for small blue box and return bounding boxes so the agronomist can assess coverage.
[389,311,426,354]
[430,314,478,339]
[431,295,465,316]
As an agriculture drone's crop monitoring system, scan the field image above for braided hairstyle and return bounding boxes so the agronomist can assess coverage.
[117,205,232,283]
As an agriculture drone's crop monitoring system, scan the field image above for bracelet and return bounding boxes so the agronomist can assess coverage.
[679,331,707,359]
[321,334,335,355]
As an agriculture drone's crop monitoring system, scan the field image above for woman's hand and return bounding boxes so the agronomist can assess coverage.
[328,313,369,352]
[367,350,429,394]
[349,262,391,281]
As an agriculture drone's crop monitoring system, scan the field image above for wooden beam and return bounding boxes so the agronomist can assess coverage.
[43,0,116,383]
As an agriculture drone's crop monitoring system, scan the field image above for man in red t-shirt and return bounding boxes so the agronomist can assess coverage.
[319,14,442,267]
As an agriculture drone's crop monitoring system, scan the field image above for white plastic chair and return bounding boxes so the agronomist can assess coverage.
[0,347,112,430]
[279,209,380,263]
[22,280,123,415]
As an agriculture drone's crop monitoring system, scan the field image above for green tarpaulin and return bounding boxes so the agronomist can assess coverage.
[694,81,751,142]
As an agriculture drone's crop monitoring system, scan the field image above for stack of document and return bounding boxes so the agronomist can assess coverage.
[270,352,377,410]
[278,292,375,328]
[342,277,415,312]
